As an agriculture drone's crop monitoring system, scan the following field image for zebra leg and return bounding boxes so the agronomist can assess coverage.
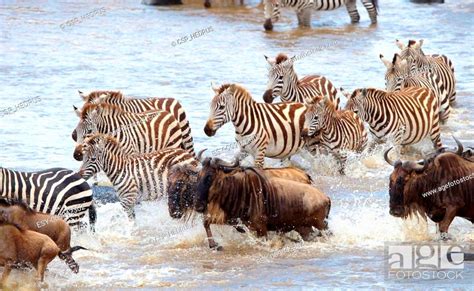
[296,8,312,27]
[361,0,377,24]
[253,142,268,168]
[430,115,443,149]
[346,0,361,23]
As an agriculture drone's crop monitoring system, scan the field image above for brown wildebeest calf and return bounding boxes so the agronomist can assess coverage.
[0,223,61,286]
[0,198,86,273]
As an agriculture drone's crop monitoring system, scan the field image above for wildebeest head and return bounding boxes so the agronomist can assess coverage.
[385,147,428,218]
[167,164,200,219]
[194,157,239,213]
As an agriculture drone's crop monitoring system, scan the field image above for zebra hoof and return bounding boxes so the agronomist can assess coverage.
[264,19,273,31]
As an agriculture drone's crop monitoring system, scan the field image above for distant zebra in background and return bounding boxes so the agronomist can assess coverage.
[396,39,456,103]
[0,167,95,229]
[78,90,195,156]
[204,83,307,168]
[380,53,451,121]
[302,97,367,171]
[263,53,340,109]
[72,103,183,158]
[75,133,198,218]
[263,0,378,30]
[343,87,442,149]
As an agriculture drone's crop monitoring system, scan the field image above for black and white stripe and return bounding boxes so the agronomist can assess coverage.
[263,0,378,30]
[204,83,307,168]
[0,167,94,227]
[344,87,442,149]
[75,134,198,218]
[78,90,195,156]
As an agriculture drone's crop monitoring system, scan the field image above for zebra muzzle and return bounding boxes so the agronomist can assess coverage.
[204,122,216,137]
[301,128,309,137]
[263,89,274,103]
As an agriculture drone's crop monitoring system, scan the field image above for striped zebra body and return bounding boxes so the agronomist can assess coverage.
[204,83,307,167]
[73,103,183,157]
[397,40,456,104]
[79,90,195,156]
[0,167,94,227]
[344,87,441,148]
[381,53,450,121]
[263,0,378,30]
[264,53,340,109]
[75,134,198,217]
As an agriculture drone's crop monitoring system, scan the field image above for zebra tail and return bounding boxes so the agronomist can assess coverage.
[89,201,97,232]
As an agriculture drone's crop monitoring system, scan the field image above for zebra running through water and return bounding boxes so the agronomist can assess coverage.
[263,0,378,30]
[0,167,95,229]
[72,103,184,157]
[380,53,451,122]
[396,39,456,104]
[302,97,367,172]
[343,87,442,149]
[263,53,340,109]
[74,133,198,218]
[77,90,195,156]
[204,83,307,168]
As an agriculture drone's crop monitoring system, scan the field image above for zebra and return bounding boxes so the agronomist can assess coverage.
[204,83,307,168]
[302,96,367,171]
[0,167,95,229]
[72,103,183,158]
[343,87,442,149]
[263,53,340,109]
[263,0,378,31]
[77,90,195,156]
[380,53,451,122]
[75,133,198,218]
[396,39,456,104]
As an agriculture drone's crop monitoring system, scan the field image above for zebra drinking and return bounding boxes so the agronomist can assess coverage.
[263,0,378,31]
[204,83,307,168]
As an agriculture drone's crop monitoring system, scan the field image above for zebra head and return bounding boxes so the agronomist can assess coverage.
[380,54,409,91]
[397,39,425,64]
[204,84,234,137]
[263,54,294,103]
[263,0,281,30]
[73,104,101,143]
[77,134,109,180]
[302,98,325,137]
[344,88,368,119]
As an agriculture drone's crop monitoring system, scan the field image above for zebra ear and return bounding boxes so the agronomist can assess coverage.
[416,39,424,49]
[340,87,351,99]
[210,82,219,93]
[264,55,275,65]
[73,105,81,117]
[379,54,391,68]
[395,39,405,50]
[78,90,86,100]
[392,54,402,66]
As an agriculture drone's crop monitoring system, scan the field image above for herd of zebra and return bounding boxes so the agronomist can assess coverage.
[0,38,457,226]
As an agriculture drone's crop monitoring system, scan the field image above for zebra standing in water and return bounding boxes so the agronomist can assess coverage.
[75,133,198,218]
[0,167,95,228]
[263,0,378,30]
[396,39,456,104]
[77,90,195,156]
[380,53,451,121]
[72,103,184,157]
[204,83,307,168]
[343,87,442,149]
[302,97,367,172]
[263,53,340,109]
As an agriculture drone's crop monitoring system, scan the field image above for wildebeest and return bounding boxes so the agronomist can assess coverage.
[385,137,474,239]
[168,157,330,249]
[0,198,86,273]
[0,223,61,286]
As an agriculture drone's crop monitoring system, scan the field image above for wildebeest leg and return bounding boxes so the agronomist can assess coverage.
[204,0,211,8]
[438,206,458,239]
[234,225,246,233]
[36,257,48,282]
[1,263,12,287]
[296,226,314,241]
[203,217,222,250]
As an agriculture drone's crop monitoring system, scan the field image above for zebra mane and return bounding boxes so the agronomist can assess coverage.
[0,197,34,213]
[275,53,289,64]
[86,90,124,103]
[215,83,232,95]
[84,133,120,148]
[80,103,125,119]
[408,40,416,47]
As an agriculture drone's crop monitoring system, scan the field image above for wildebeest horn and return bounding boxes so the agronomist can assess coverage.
[211,157,239,169]
[384,147,398,166]
[452,136,463,156]
[411,158,428,172]
[197,149,207,161]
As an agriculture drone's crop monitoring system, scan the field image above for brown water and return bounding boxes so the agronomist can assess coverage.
[0,0,473,289]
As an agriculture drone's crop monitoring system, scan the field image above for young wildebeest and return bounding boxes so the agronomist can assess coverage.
[0,223,61,286]
[0,198,86,273]
[385,137,474,240]
[169,157,330,249]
